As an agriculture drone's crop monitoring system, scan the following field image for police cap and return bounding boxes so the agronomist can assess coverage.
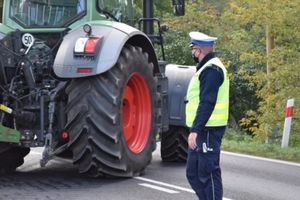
[189,31,217,46]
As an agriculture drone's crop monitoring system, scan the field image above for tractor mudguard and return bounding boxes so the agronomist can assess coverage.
[53,22,156,78]
[165,64,196,127]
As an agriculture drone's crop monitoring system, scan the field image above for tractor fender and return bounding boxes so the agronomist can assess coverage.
[165,64,196,126]
[53,22,158,78]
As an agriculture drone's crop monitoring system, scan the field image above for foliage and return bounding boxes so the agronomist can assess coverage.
[161,1,222,65]
[223,128,253,142]
[132,0,174,22]
[239,110,259,135]
[139,0,300,146]
[138,0,300,146]
[161,1,260,127]
[222,0,300,145]
[153,0,173,17]
[223,129,300,162]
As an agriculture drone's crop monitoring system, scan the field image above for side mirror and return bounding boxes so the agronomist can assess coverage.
[172,0,185,16]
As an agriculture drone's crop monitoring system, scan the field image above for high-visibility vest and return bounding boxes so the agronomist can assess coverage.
[186,57,229,127]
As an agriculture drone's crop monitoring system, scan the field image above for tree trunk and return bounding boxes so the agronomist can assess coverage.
[265,25,274,144]
[266,25,274,75]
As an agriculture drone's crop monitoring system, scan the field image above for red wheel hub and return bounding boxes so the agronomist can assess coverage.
[122,73,152,154]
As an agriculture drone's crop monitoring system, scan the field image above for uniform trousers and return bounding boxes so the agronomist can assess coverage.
[186,126,225,200]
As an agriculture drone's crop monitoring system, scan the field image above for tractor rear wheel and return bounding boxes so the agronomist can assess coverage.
[0,143,30,173]
[65,45,158,177]
[161,125,188,162]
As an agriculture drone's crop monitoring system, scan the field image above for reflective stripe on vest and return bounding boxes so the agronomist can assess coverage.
[185,57,229,127]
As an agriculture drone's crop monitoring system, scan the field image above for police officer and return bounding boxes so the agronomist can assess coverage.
[185,31,229,200]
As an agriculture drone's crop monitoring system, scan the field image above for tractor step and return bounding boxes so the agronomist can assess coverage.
[0,124,20,143]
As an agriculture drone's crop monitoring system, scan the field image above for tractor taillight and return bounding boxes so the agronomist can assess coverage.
[62,131,69,140]
[84,37,100,54]
[74,36,101,55]
[77,68,93,73]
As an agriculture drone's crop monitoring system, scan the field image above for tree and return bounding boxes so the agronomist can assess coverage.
[223,0,300,144]
[140,0,300,145]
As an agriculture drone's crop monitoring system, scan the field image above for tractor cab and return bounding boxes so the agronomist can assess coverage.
[1,0,135,31]
[6,0,136,28]
[2,0,185,34]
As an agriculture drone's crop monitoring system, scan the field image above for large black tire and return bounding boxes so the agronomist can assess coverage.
[161,125,189,162]
[0,143,30,173]
[65,45,158,177]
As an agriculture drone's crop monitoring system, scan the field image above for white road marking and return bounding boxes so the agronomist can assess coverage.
[138,183,180,194]
[222,151,300,167]
[135,177,233,200]
[135,177,194,193]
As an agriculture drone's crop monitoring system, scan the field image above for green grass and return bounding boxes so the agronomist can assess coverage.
[222,129,300,163]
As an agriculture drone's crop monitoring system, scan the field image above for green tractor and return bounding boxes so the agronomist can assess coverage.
[0,0,193,177]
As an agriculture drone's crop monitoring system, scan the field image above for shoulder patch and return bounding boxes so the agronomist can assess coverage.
[206,64,221,72]
[203,64,224,83]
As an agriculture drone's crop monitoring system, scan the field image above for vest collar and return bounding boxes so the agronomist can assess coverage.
[196,52,216,71]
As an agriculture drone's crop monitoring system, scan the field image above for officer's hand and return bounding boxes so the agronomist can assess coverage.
[188,132,198,150]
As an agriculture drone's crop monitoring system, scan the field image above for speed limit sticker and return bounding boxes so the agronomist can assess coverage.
[22,33,35,47]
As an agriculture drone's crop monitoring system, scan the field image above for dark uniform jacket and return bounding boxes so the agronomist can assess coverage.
[190,52,225,135]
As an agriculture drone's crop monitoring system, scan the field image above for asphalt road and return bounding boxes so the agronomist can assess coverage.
[222,151,300,200]
[0,143,300,200]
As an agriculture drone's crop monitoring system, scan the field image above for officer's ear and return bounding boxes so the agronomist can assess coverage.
[196,48,202,56]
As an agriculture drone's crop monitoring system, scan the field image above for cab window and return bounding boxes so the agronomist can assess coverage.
[97,0,133,24]
[10,0,86,27]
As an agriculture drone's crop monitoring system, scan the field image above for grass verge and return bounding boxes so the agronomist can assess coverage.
[222,129,300,163]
